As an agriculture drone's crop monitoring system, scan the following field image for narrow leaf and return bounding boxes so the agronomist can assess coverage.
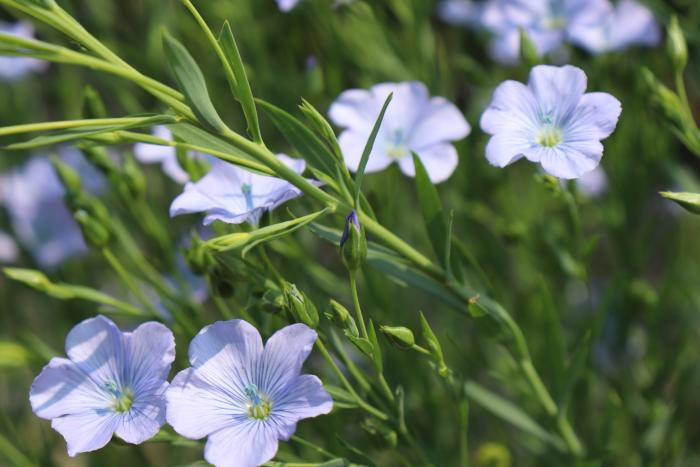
[219,21,262,143]
[257,99,340,179]
[413,152,448,267]
[659,191,700,214]
[464,381,565,451]
[162,31,225,131]
[354,93,392,207]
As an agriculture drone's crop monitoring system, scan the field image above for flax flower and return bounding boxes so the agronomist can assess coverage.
[166,320,333,467]
[29,316,175,456]
[480,65,621,179]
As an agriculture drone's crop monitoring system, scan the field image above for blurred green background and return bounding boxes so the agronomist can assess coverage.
[2,0,700,466]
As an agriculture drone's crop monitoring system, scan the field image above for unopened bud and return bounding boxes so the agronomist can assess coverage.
[285,283,319,328]
[121,154,146,200]
[326,299,359,337]
[51,157,82,195]
[379,325,415,350]
[519,28,540,66]
[74,210,111,248]
[185,233,216,275]
[340,210,367,271]
[668,16,687,73]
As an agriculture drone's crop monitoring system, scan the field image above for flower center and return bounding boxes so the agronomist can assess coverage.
[241,184,255,211]
[384,128,408,159]
[245,384,271,420]
[104,381,134,413]
[536,126,563,148]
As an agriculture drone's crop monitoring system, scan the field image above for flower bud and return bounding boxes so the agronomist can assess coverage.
[339,210,367,271]
[50,156,82,195]
[3,268,53,294]
[326,299,359,337]
[121,154,147,200]
[519,28,540,67]
[285,283,319,329]
[668,16,687,73]
[641,68,684,126]
[379,325,415,350]
[74,209,111,249]
[184,233,216,275]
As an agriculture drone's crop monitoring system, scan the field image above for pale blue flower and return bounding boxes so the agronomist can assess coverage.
[277,0,299,11]
[576,166,608,198]
[169,154,306,226]
[133,126,191,184]
[29,316,175,456]
[480,65,621,179]
[329,81,471,183]
[0,149,104,268]
[567,0,660,55]
[0,21,48,81]
[166,320,333,467]
[0,229,19,262]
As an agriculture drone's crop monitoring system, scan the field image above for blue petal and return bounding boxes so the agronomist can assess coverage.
[269,374,333,440]
[51,411,119,457]
[204,420,279,467]
[528,65,587,124]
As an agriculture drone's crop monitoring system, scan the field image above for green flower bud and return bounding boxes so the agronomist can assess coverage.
[379,325,415,350]
[3,268,53,294]
[74,209,111,249]
[82,146,118,175]
[339,210,367,271]
[50,157,82,195]
[641,68,684,126]
[285,283,319,329]
[184,233,216,275]
[121,154,147,200]
[519,28,540,67]
[326,299,359,338]
[476,442,512,467]
[668,16,687,73]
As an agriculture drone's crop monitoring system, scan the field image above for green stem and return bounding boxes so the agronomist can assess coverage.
[349,272,368,339]
[0,117,171,138]
[102,248,161,319]
[315,338,389,421]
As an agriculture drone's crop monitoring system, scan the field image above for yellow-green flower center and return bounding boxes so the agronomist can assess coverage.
[385,128,408,159]
[245,384,272,420]
[104,381,134,413]
[536,127,563,148]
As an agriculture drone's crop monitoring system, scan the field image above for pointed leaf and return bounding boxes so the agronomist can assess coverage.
[413,152,449,267]
[354,93,392,206]
[219,21,262,143]
[660,191,700,214]
[162,31,225,131]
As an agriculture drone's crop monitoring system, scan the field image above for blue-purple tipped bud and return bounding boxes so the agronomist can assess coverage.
[340,210,367,271]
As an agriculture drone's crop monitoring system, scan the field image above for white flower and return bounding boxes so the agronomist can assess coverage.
[169,155,307,226]
[133,126,191,184]
[329,81,471,183]
[480,65,621,179]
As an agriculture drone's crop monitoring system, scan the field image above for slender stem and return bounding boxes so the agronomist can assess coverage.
[378,373,395,403]
[290,435,338,460]
[102,248,161,319]
[349,272,368,339]
[315,338,389,421]
[0,117,171,138]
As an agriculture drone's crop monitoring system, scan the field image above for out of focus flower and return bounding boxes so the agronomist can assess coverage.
[170,155,306,226]
[568,0,660,54]
[576,165,608,197]
[277,0,299,12]
[329,81,470,183]
[29,316,175,456]
[0,150,104,268]
[166,319,333,467]
[0,21,48,81]
[439,0,657,63]
[480,65,621,179]
[133,126,191,184]
[0,230,19,262]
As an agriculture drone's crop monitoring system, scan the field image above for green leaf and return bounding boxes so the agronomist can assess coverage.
[219,21,262,143]
[412,152,449,266]
[257,99,343,182]
[5,115,176,150]
[659,191,700,214]
[346,335,374,359]
[367,319,383,373]
[324,384,360,409]
[354,93,392,207]
[162,31,225,131]
[463,381,565,452]
[167,123,250,160]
